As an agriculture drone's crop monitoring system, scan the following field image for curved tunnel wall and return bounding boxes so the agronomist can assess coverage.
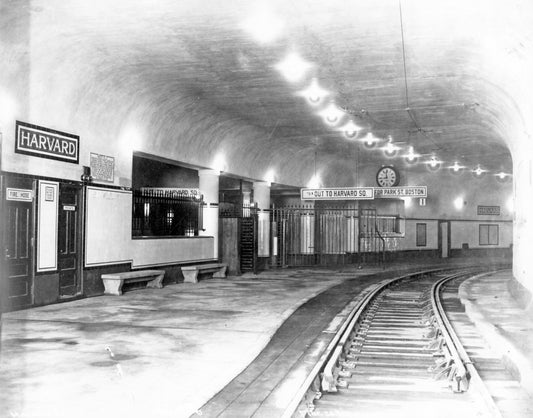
[0,0,532,291]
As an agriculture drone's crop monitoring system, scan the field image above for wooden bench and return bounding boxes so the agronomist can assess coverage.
[181,263,228,283]
[101,270,165,295]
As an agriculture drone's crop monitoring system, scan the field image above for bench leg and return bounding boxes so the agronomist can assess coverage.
[146,273,165,289]
[103,279,124,296]
[183,270,199,283]
[212,265,227,278]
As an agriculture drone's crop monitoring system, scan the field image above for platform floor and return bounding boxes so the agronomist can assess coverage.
[0,258,528,418]
[458,270,533,394]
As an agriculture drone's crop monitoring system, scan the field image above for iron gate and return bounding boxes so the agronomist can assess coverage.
[270,205,357,267]
[270,206,389,268]
[219,202,258,274]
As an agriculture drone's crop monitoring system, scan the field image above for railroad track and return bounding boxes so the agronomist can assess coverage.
[286,268,531,418]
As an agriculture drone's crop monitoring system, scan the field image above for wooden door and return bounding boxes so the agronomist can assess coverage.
[3,178,34,309]
[58,184,81,297]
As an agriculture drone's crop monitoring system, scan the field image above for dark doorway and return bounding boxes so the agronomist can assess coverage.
[439,221,450,258]
[58,183,82,298]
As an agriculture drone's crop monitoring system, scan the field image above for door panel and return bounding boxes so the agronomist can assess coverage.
[4,179,34,309]
[58,184,81,297]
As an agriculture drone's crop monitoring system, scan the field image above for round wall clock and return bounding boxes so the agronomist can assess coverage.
[376,166,400,187]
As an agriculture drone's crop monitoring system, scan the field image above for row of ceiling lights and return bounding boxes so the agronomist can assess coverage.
[275,53,511,182]
[242,4,512,183]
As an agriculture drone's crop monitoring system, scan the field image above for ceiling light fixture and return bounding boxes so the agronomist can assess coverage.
[507,196,514,212]
[275,52,312,83]
[242,6,284,44]
[213,153,227,173]
[449,161,464,173]
[264,169,276,185]
[318,102,345,126]
[426,155,442,172]
[298,78,329,105]
[494,171,511,183]
[383,136,399,157]
[361,132,379,149]
[339,120,361,139]
[472,165,487,177]
[404,146,419,163]
[307,173,321,189]
[495,171,509,179]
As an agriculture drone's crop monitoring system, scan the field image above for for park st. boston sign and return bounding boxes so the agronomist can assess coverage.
[15,121,79,164]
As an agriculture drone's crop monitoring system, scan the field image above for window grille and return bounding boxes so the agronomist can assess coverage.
[361,215,401,236]
[132,189,203,237]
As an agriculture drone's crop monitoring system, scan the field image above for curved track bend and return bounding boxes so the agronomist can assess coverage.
[288,269,532,418]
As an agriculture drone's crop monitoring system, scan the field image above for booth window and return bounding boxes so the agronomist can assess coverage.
[479,224,499,246]
[131,153,203,238]
[416,223,427,247]
[132,189,203,237]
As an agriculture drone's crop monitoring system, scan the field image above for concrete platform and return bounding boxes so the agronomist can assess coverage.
[458,269,533,394]
[0,259,514,418]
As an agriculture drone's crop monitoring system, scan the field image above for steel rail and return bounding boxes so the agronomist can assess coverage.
[281,267,456,418]
[432,272,503,417]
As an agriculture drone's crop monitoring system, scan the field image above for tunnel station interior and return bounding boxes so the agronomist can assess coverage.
[0,0,532,417]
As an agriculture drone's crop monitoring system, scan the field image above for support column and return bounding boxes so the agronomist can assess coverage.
[253,181,270,258]
[199,169,220,259]
[513,145,533,294]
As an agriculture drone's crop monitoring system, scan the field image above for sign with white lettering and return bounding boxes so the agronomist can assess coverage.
[478,205,500,216]
[374,186,427,198]
[90,153,115,182]
[140,187,201,199]
[15,121,79,164]
[301,187,374,200]
[6,188,33,202]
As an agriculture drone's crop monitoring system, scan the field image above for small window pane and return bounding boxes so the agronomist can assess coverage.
[480,224,499,245]
[489,224,499,245]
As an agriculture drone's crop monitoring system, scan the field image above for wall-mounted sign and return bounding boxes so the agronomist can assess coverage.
[63,205,76,211]
[45,186,55,201]
[301,187,374,200]
[374,186,427,198]
[90,152,115,182]
[15,121,79,164]
[140,187,201,199]
[478,205,500,216]
[6,188,33,202]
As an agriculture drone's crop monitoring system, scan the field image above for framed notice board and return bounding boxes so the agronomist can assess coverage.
[90,152,115,182]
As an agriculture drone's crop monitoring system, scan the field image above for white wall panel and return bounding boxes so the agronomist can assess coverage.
[85,186,132,266]
[131,237,214,268]
[403,219,439,250]
[451,221,513,249]
[37,180,59,272]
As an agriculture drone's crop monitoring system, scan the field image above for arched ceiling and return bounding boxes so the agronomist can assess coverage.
[2,0,532,187]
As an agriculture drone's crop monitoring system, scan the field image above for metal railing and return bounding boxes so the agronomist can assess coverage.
[132,189,203,237]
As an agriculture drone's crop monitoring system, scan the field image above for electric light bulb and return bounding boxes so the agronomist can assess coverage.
[339,120,361,139]
[275,52,312,83]
[298,78,329,105]
[318,103,345,126]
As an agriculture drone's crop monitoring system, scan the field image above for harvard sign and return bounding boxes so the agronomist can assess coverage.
[15,121,79,164]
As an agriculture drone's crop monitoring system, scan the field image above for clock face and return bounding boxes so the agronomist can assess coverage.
[376,166,400,187]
